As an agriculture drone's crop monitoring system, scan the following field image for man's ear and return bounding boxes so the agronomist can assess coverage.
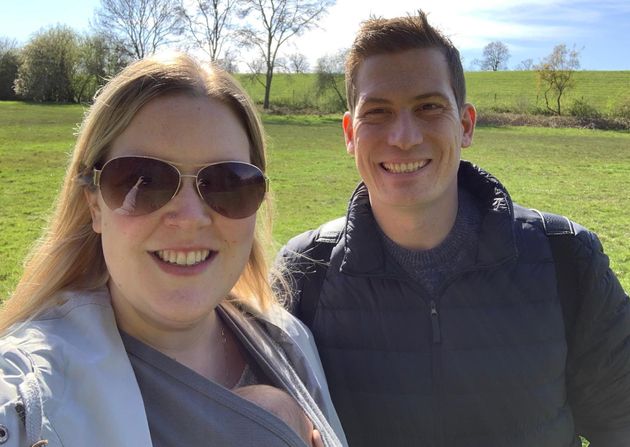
[460,103,477,148]
[84,189,103,234]
[342,111,355,155]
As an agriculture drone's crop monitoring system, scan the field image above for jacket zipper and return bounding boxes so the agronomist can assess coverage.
[430,300,441,343]
[430,300,444,447]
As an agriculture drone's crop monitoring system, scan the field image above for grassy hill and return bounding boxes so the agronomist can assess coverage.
[236,70,630,117]
[465,70,630,114]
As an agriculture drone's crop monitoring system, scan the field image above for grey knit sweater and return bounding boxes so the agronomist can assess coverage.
[381,190,482,296]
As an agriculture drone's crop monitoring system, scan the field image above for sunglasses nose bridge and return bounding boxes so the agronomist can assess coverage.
[177,173,205,202]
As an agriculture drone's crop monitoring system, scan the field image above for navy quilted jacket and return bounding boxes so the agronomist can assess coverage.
[277,161,630,447]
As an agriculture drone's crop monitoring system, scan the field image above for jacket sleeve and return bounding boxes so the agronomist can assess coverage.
[0,345,36,447]
[567,229,630,446]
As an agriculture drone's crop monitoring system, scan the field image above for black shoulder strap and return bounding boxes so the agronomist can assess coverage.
[298,217,345,328]
[532,209,580,339]
[299,210,580,339]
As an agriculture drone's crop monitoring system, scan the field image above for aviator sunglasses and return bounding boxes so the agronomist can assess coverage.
[91,156,268,219]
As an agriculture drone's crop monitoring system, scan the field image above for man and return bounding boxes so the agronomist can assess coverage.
[276,11,630,447]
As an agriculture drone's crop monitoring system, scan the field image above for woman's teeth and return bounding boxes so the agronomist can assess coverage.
[155,249,211,266]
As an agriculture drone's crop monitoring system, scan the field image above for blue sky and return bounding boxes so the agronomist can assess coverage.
[2,0,629,70]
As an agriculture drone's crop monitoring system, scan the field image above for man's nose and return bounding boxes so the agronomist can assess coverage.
[388,110,423,150]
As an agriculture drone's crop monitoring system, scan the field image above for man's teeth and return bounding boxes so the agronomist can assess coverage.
[382,161,428,173]
[155,249,211,266]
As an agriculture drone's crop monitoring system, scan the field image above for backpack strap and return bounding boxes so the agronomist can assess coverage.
[532,209,580,340]
[298,217,345,328]
[298,210,581,342]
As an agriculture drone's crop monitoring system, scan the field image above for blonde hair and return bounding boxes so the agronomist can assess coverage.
[1,53,275,332]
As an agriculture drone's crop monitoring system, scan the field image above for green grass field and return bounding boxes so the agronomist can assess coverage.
[1,101,629,301]
[237,71,630,116]
[465,70,630,114]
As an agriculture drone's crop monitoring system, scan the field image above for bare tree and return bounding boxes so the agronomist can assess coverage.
[215,48,239,72]
[238,0,335,109]
[287,52,309,73]
[177,0,238,62]
[273,56,289,73]
[466,58,480,71]
[245,56,266,77]
[480,41,510,71]
[315,49,346,111]
[516,58,533,71]
[0,37,17,54]
[93,0,182,59]
[535,44,580,115]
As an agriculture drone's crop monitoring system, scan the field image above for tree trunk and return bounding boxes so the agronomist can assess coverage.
[263,69,273,109]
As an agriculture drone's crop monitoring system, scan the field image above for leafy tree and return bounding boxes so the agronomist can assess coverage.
[535,44,580,115]
[480,41,510,71]
[0,37,20,100]
[177,0,239,62]
[315,49,346,111]
[14,26,80,102]
[74,34,130,103]
[238,0,335,109]
[93,0,183,59]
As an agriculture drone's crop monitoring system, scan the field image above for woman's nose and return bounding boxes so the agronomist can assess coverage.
[162,177,213,228]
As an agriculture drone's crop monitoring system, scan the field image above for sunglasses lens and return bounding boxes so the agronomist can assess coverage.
[99,157,180,216]
[198,162,266,219]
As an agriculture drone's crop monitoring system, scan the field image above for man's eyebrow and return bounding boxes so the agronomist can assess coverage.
[359,92,451,106]
[413,92,451,101]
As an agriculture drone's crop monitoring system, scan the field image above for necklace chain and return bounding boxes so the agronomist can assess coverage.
[220,322,230,386]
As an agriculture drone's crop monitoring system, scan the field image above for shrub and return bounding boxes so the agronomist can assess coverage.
[568,98,600,118]
[612,98,630,119]
[0,52,19,100]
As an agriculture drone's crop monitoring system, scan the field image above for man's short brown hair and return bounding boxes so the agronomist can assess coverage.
[345,10,466,114]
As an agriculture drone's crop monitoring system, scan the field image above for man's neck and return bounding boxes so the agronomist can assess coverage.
[370,193,459,251]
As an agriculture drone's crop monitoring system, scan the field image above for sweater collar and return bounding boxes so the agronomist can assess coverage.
[339,160,518,276]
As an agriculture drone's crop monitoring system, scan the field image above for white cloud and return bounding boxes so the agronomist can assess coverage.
[289,0,618,65]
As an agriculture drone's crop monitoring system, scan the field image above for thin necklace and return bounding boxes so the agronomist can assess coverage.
[219,319,231,386]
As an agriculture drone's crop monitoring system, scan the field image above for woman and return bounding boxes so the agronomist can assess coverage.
[0,54,346,447]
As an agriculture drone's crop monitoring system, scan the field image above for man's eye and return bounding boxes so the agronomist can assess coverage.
[364,108,388,116]
[420,103,442,111]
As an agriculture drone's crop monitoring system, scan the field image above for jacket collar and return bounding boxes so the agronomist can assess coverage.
[339,160,518,277]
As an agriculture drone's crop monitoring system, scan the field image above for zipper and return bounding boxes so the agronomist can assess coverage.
[430,300,441,344]
[430,300,444,447]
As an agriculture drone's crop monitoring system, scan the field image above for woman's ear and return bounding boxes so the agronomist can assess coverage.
[84,189,103,234]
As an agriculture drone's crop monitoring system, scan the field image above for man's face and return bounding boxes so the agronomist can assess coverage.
[343,48,475,221]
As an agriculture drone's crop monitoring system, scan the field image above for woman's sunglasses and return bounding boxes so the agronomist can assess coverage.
[91,156,268,219]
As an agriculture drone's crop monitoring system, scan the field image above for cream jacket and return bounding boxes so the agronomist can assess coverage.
[0,289,347,447]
